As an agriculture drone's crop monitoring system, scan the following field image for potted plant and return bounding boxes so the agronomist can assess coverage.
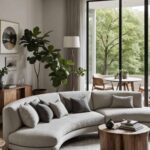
[0,67,8,89]
[20,26,86,92]
[122,69,128,79]
[20,27,52,94]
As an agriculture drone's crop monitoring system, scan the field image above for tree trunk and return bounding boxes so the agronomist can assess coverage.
[103,48,108,75]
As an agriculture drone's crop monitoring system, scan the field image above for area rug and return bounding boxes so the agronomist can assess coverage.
[61,134,100,150]
[61,134,150,150]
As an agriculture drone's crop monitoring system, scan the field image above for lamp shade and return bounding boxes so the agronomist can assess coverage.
[63,36,80,48]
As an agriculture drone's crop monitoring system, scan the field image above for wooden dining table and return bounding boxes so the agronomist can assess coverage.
[104,77,142,91]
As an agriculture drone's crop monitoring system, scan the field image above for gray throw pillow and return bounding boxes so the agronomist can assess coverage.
[19,103,39,128]
[36,104,53,123]
[30,100,54,122]
[71,98,91,113]
[111,95,134,108]
[61,96,72,113]
[30,99,39,110]
[49,100,68,118]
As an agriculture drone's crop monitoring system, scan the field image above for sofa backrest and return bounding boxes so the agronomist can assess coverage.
[3,93,60,146]
[59,91,93,110]
[92,91,143,110]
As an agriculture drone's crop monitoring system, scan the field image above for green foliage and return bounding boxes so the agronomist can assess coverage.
[0,67,8,78]
[20,26,51,65]
[74,67,86,76]
[20,27,86,89]
[95,8,144,75]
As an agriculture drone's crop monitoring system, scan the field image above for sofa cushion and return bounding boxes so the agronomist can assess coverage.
[8,111,104,148]
[59,91,93,110]
[92,91,142,110]
[49,100,68,118]
[37,93,61,104]
[60,96,72,112]
[96,107,150,123]
[71,98,91,113]
[111,95,133,108]
[19,103,39,128]
[36,104,53,122]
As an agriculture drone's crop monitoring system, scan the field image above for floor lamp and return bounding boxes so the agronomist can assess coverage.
[63,36,80,90]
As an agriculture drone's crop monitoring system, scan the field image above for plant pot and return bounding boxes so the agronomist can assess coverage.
[123,73,129,79]
[32,89,47,95]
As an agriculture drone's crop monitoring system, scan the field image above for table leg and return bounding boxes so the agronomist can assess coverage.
[131,82,134,91]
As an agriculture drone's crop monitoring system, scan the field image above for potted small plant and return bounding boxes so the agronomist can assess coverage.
[0,67,8,89]
[122,69,128,79]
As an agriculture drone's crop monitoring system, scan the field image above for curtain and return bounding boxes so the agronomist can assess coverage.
[65,0,87,91]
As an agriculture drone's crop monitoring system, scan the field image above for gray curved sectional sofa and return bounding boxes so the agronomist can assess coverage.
[3,91,150,150]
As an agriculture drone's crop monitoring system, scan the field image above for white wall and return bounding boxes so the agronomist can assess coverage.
[43,0,66,92]
[0,0,43,89]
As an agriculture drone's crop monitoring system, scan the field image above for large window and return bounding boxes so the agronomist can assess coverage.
[87,0,149,106]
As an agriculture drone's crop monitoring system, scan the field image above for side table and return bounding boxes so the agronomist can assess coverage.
[98,123,150,150]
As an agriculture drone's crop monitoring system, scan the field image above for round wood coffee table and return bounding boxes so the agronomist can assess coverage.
[98,123,150,150]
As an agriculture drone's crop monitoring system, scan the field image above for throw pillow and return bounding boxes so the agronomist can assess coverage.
[30,99,39,110]
[49,100,68,118]
[36,103,53,123]
[19,103,39,128]
[71,98,91,113]
[111,95,134,108]
[60,96,72,113]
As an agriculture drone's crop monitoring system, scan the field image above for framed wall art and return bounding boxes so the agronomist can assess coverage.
[0,20,19,54]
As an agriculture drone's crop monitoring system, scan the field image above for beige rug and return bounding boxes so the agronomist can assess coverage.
[61,134,150,150]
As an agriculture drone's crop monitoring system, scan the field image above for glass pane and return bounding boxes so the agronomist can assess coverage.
[122,0,144,92]
[88,0,119,90]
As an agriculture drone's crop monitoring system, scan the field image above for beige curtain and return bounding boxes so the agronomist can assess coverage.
[65,0,87,91]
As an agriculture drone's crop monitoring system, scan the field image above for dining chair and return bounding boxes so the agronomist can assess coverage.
[92,74,114,90]
[139,84,150,93]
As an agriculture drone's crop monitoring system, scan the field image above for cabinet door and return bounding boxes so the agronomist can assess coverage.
[4,89,17,106]
[25,85,32,97]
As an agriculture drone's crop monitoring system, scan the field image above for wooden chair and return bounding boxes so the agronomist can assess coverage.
[92,74,114,90]
[139,84,150,93]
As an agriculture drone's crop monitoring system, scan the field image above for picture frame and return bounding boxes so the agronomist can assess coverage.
[0,20,19,54]
[5,56,17,71]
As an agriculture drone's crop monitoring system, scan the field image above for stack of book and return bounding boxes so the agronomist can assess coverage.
[119,120,143,131]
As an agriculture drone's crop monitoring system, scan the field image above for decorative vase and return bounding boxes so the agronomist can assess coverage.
[0,77,3,89]
[106,119,114,129]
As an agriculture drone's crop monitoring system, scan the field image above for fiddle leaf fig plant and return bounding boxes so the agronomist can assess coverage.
[20,26,86,91]
[20,26,51,89]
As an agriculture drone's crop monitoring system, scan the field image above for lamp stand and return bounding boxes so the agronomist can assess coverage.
[71,49,75,91]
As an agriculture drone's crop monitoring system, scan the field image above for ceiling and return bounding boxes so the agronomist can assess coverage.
[89,0,147,9]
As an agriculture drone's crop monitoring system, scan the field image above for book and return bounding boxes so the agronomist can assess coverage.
[119,123,143,131]
[121,120,138,126]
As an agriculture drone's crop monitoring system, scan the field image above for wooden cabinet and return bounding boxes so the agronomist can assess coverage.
[0,85,32,113]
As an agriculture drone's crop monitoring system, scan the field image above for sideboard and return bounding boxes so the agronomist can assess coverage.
[0,85,32,113]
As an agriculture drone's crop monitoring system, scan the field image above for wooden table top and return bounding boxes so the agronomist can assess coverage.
[98,123,150,135]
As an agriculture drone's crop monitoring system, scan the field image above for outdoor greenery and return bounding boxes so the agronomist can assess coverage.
[95,8,144,75]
